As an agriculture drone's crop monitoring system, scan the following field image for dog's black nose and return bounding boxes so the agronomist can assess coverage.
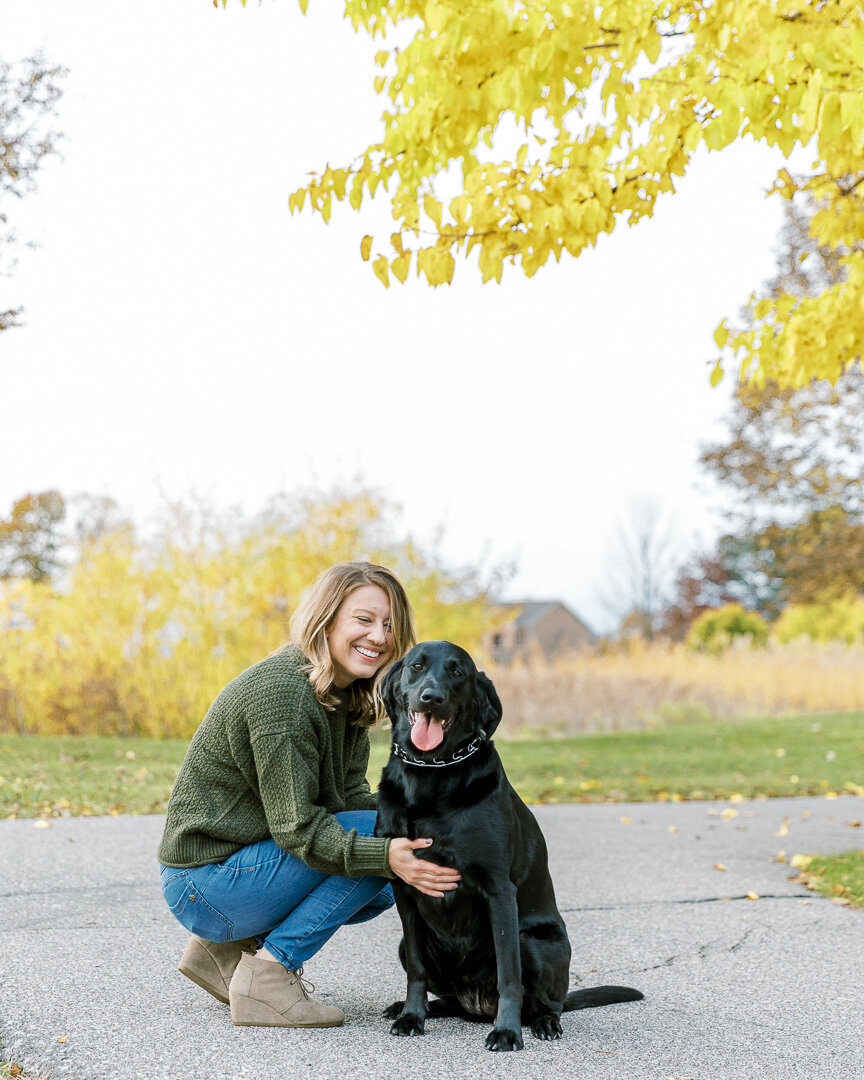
[419,687,446,708]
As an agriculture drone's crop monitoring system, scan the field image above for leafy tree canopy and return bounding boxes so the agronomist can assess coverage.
[704,368,864,526]
[663,194,864,633]
[661,535,786,639]
[0,490,66,582]
[0,54,64,331]
[228,0,863,387]
[700,199,864,608]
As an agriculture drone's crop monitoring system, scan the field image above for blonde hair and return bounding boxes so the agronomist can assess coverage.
[287,562,416,727]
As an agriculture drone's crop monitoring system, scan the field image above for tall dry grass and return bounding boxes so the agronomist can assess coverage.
[487,639,864,736]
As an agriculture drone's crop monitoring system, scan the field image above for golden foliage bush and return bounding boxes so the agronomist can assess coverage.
[774,595,864,646]
[685,603,769,654]
[0,492,502,738]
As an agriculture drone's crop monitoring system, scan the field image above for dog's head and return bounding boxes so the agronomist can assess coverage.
[382,640,502,758]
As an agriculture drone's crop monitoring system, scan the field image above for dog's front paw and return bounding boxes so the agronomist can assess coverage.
[382,1000,404,1021]
[390,1013,426,1037]
[531,1015,562,1041]
[485,1027,524,1052]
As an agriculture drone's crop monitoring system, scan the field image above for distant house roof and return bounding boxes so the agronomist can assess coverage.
[490,600,596,651]
[510,601,565,628]
[483,600,594,664]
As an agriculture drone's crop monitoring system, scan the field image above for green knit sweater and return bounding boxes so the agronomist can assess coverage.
[157,647,392,878]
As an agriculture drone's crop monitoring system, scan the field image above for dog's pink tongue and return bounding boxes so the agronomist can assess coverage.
[411,715,445,752]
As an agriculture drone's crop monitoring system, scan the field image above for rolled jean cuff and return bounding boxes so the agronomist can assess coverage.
[258,939,293,970]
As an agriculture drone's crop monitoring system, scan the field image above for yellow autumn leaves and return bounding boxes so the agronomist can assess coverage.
[280,0,864,388]
[360,233,417,286]
[0,492,499,738]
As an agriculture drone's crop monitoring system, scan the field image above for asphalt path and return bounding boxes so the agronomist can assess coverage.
[2,796,862,1080]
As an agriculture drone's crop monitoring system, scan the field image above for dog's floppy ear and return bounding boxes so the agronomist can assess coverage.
[380,658,405,723]
[475,670,503,740]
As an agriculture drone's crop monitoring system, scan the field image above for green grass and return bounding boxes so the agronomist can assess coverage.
[793,850,864,909]
[1,711,862,819]
[0,735,187,819]
[487,710,864,804]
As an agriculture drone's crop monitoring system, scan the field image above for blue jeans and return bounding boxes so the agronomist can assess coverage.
[159,810,394,970]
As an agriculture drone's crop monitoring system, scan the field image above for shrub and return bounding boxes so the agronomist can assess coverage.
[774,596,864,645]
[686,603,769,654]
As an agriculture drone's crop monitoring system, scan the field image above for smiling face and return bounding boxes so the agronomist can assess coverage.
[326,584,395,688]
[383,640,503,756]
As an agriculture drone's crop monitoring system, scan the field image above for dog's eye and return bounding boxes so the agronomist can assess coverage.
[451,669,463,678]
[411,662,424,671]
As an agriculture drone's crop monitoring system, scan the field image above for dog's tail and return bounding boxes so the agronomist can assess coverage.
[563,986,644,1011]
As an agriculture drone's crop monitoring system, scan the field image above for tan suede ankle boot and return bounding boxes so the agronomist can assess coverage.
[229,953,345,1027]
[178,936,259,1004]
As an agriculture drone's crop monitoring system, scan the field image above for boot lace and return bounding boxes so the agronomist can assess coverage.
[293,966,316,998]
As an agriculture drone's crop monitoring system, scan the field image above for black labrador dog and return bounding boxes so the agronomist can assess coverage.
[375,640,643,1052]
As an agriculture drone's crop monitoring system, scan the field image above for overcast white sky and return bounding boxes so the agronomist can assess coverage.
[1,1,802,631]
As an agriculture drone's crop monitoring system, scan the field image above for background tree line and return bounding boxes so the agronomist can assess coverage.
[605,193,864,647]
[0,488,504,737]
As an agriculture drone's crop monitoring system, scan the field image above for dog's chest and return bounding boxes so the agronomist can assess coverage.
[376,765,499,836]
[379,804,485,871]
[376,762,515,886]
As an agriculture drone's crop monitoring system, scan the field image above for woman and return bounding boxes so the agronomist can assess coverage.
[158,561,460,1028]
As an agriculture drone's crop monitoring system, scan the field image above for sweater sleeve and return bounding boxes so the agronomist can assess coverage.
[249,691,392,879]
[343,728,379,812]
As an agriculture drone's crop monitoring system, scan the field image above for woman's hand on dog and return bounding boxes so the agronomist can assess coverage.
[388,837,461,898]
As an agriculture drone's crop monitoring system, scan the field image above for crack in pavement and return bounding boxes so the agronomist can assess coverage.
[0,881,153,901]
[632,927,759,973]
[729,926,757,953]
